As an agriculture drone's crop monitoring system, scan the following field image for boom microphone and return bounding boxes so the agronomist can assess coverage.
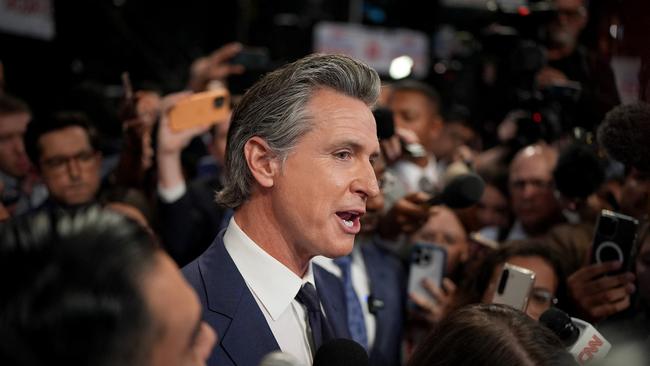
[313,338,369,366]
[426,173,485,209]
[540,308,611,364]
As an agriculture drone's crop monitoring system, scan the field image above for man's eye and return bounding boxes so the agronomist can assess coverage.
[334,151,352,160]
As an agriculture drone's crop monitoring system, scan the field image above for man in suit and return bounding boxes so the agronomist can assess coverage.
[183,53,382,366]
[314,154,405,366]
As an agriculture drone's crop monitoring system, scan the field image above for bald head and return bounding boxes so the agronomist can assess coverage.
[509,144,563,236]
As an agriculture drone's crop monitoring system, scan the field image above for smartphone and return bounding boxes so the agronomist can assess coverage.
[590,210,639,275]
[492,263,535,311]
[408,243,447,306]
[168,88,230,132]
[230,47,271,70]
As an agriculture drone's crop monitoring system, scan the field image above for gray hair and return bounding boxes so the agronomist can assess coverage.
[217,53,381,208]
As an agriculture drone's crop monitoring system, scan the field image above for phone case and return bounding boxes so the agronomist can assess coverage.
[492,263,535,311]
[408,243,447,306]
[591,210,639,274]
[168,89,230,132]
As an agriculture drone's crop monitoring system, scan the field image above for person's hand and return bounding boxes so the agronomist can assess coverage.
[536,66,569,88]
[122,91,161,170]
[378,192,433,240]
[409,278,457,326]
[567,261,636,321]
[188,42,246,92]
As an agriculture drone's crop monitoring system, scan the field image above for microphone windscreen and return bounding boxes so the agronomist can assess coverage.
[539,308,580,347]
[258,351,300,366]
[436,173,485,208]
[373,107,395,140]
[313,339,369,366]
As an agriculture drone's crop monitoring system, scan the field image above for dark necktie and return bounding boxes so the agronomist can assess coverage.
[295,282,333,353]
[333,255,368,350]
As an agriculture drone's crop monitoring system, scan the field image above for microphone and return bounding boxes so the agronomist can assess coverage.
[426,173,485,209]
[539,308,611,364]
[313,338,369,366]
[258,351,300,366]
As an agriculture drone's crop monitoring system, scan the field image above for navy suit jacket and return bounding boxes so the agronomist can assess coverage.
[361,242,406,366]
[182,230,351,366]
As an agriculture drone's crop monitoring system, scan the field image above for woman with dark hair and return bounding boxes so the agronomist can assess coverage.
[456,240,567,320]
[407,303,575,366]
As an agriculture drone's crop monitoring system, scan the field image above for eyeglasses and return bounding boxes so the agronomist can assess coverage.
[529,288,558,308]
[41,150,96,171]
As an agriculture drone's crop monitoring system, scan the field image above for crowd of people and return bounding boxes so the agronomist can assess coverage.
[1,0,649,365]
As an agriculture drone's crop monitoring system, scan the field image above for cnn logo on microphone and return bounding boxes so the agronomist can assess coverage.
[577,335,604,363]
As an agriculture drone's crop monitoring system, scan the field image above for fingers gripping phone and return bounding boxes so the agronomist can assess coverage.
[492,263,536,311]
[591,210,639,275]
[168,88,231,132]
[408,243,447,306]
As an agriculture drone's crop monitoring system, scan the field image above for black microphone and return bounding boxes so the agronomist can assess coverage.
[312,338,369,366]
[426,173,485,208]
[540,308,611,364]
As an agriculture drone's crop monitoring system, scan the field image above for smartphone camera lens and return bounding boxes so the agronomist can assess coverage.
[214,96,225,108]
[497,269,509,295]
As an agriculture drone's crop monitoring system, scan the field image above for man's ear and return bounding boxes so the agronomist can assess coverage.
[244,136,278,188]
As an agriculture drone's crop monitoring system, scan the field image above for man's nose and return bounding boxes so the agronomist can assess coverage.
[66,159,82,180]
[352,161,380,199]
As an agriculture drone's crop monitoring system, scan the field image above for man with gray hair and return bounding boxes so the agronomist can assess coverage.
[183,53,381,366]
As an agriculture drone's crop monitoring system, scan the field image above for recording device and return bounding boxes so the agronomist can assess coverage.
[408,243,447,306]
[228,46,275,96]
[258,351,300,366]
[590,210,638,275]
[313,338,369,366]
[426,173,485,208]
[373,107,428,158]
[230,47,272,70]
[540,308,611,364]
[167,88,231,132]
[492,262,535,311]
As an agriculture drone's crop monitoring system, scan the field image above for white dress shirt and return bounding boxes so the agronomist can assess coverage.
[312,243,377,350]
[224,218,315,366]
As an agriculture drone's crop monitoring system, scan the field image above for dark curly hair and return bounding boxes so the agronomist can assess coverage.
[598,102,650,173]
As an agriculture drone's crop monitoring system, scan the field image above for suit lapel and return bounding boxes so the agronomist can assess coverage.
[199,234,279,365]
[314,263,351,339]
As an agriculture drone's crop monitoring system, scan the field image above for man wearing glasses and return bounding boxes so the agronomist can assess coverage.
[24,112,103,211]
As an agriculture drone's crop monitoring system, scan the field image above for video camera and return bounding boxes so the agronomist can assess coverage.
[437,0,583,148]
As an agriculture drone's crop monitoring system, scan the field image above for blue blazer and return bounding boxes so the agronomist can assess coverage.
[182,230,351,366]
[361,243,406,366]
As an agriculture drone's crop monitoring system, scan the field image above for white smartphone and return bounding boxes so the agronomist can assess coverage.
[408,243,447,306]
[492,262,536,311]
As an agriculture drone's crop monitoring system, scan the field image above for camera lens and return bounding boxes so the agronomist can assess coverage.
[214,96,225,108]
[497,269,509,295]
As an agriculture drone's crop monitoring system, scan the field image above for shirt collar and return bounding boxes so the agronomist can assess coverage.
[224,217,315,320]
